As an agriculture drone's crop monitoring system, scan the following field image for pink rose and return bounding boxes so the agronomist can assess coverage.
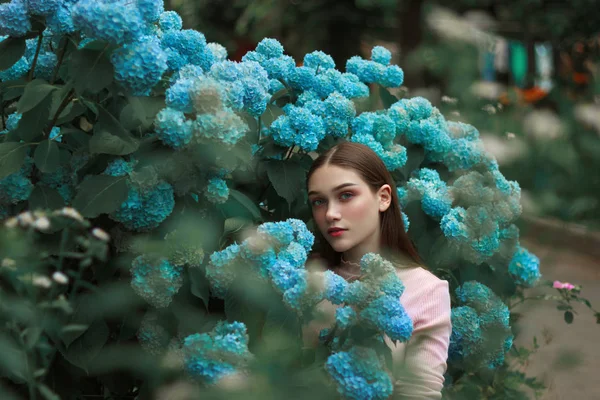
[553,280,575,290]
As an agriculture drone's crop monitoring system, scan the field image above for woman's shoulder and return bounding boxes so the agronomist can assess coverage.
[395,264,448,288]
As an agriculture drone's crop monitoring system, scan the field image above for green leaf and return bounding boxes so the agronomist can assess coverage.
[0,36,26,71]
[564,311,574,324]
[261,103,285,128]
[228,189,262,220]
[69,46,114,94]
[378,84,398,109]
[71,175,129,218]
[0,78,27,101]
[13,95,53,142]
[265,159,307,205]
[29,185,65,210]
[17,79,58,114]
[0,142,29,179]
[62,319,109,373]
[90,106,139,155]
[33,140,60,173]
[60,325,90,348]
[119,96,165,131]
[189,267,210,310]
[37,384,60,400]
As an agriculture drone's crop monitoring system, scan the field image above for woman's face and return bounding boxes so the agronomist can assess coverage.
[307,164,391,261]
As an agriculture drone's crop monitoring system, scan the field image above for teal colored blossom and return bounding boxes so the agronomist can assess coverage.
[371,46,392,65]
[0,0,31,37]
[508,246,541,287]
[111,35,168,96]
[204,177,229,204]
[303,50,335,71]
[111,181,175,232]
[161,29,214,72]
[183,321,251,384]
[72,0,145,45]
[130,255,183,308]
[136,0,164,23]
[155,108,193,149]
[326,347,393,400]
[159,10,182,31]
[46,3,76,35]
[335,306,357,329]
[104,158,136,177]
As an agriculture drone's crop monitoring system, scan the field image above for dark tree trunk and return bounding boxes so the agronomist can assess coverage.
[398,0,425,87]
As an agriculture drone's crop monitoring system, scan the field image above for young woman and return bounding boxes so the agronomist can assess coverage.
[305,142,452,399]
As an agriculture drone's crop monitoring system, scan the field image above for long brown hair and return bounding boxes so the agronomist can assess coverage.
[306,142,423,268]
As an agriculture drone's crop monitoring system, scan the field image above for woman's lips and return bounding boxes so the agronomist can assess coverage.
[328,229,346,237]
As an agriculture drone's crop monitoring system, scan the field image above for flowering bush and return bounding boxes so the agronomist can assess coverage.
[0,2,598,400]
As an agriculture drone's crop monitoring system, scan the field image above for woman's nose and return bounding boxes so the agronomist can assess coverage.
[325,204,341,221]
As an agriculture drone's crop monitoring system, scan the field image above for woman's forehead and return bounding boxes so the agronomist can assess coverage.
[308,165,366,191]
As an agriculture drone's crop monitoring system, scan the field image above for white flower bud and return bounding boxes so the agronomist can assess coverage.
[1,258,16,270]
[32,275,52,288]
[18,211,34,226]
[4,217,18,228]
[56,207,84,221]
[33,217,51,231]
[52,271,69,285]
[92,228,110,242]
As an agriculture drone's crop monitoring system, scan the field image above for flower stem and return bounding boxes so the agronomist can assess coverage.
[28,32,45,82]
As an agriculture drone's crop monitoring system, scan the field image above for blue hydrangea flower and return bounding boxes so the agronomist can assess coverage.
[371,46,392,65]
[166,77,196,112]
[193,109,249,147]
[155,108,193,149]
[508,246,541,287]
[204,177,229,204]
[269,105,325,152]
[137,312,171,356]
[207,42,227,62]
[104,158,136,177]
[183,321,251,384]
[161,29,214,72]
[111,181,175,231]
[350,133,407,171]
[381,65,404,87]
[159,10,182,31]
[441,207,468,241]
[335,306,357,329]
[257,221,295,248]
[269,260,304,294]
[32,52,57,81]
[401,212,409,232]
[448,306,482,363]
[303,50,335,71]
[421,190,452,219]
[206,243,241,297]
[287,218,315,252]
[5,112,21,131]
[255,38,284,59]
[0,0,31,37]
[326,347,393,400]
[443,138,487,171]
[111,35,168,96]
[361,295,413,342]
[72,0,145,45]
[27,0,60,16]
[0,165,33,205]
[136,0,164,23]
[0,55,29,81]
[324,270,348,305]
[277,242,307,269]
[130,255,183,308]
[46,3,76,35]
[452,282,513,369]
[288,66,317,92]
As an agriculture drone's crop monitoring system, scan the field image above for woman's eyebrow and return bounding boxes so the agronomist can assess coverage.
[308,182,357,196]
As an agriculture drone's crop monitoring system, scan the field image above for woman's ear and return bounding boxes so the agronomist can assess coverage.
[378,184,392,212]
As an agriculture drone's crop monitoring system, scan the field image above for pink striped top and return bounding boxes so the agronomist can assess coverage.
[304,263,452,399]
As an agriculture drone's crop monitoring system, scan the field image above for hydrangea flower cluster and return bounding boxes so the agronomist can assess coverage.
[0,31,58,81]
[346,45,404,88]
[130,255,183,308]
[442,121,490,171]
[203,177,229,204]
[0,157,34,207]
[137,311,171,356]
[350,111,408,171]
[449,281,513,369]
[206,218,317,313]
[268,103,326,152]
[326,346,393,400]
[404,168,453,219]
[104,162,175,231]
[441,168,523,264]
[111,35,168,95]
[508,245,541,287]
[242,38,295,94]
[340,253,413,342]
[183,321,252,384]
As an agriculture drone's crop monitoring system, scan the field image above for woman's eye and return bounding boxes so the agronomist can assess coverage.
[340,192,354,200]
[311,199,325,207]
